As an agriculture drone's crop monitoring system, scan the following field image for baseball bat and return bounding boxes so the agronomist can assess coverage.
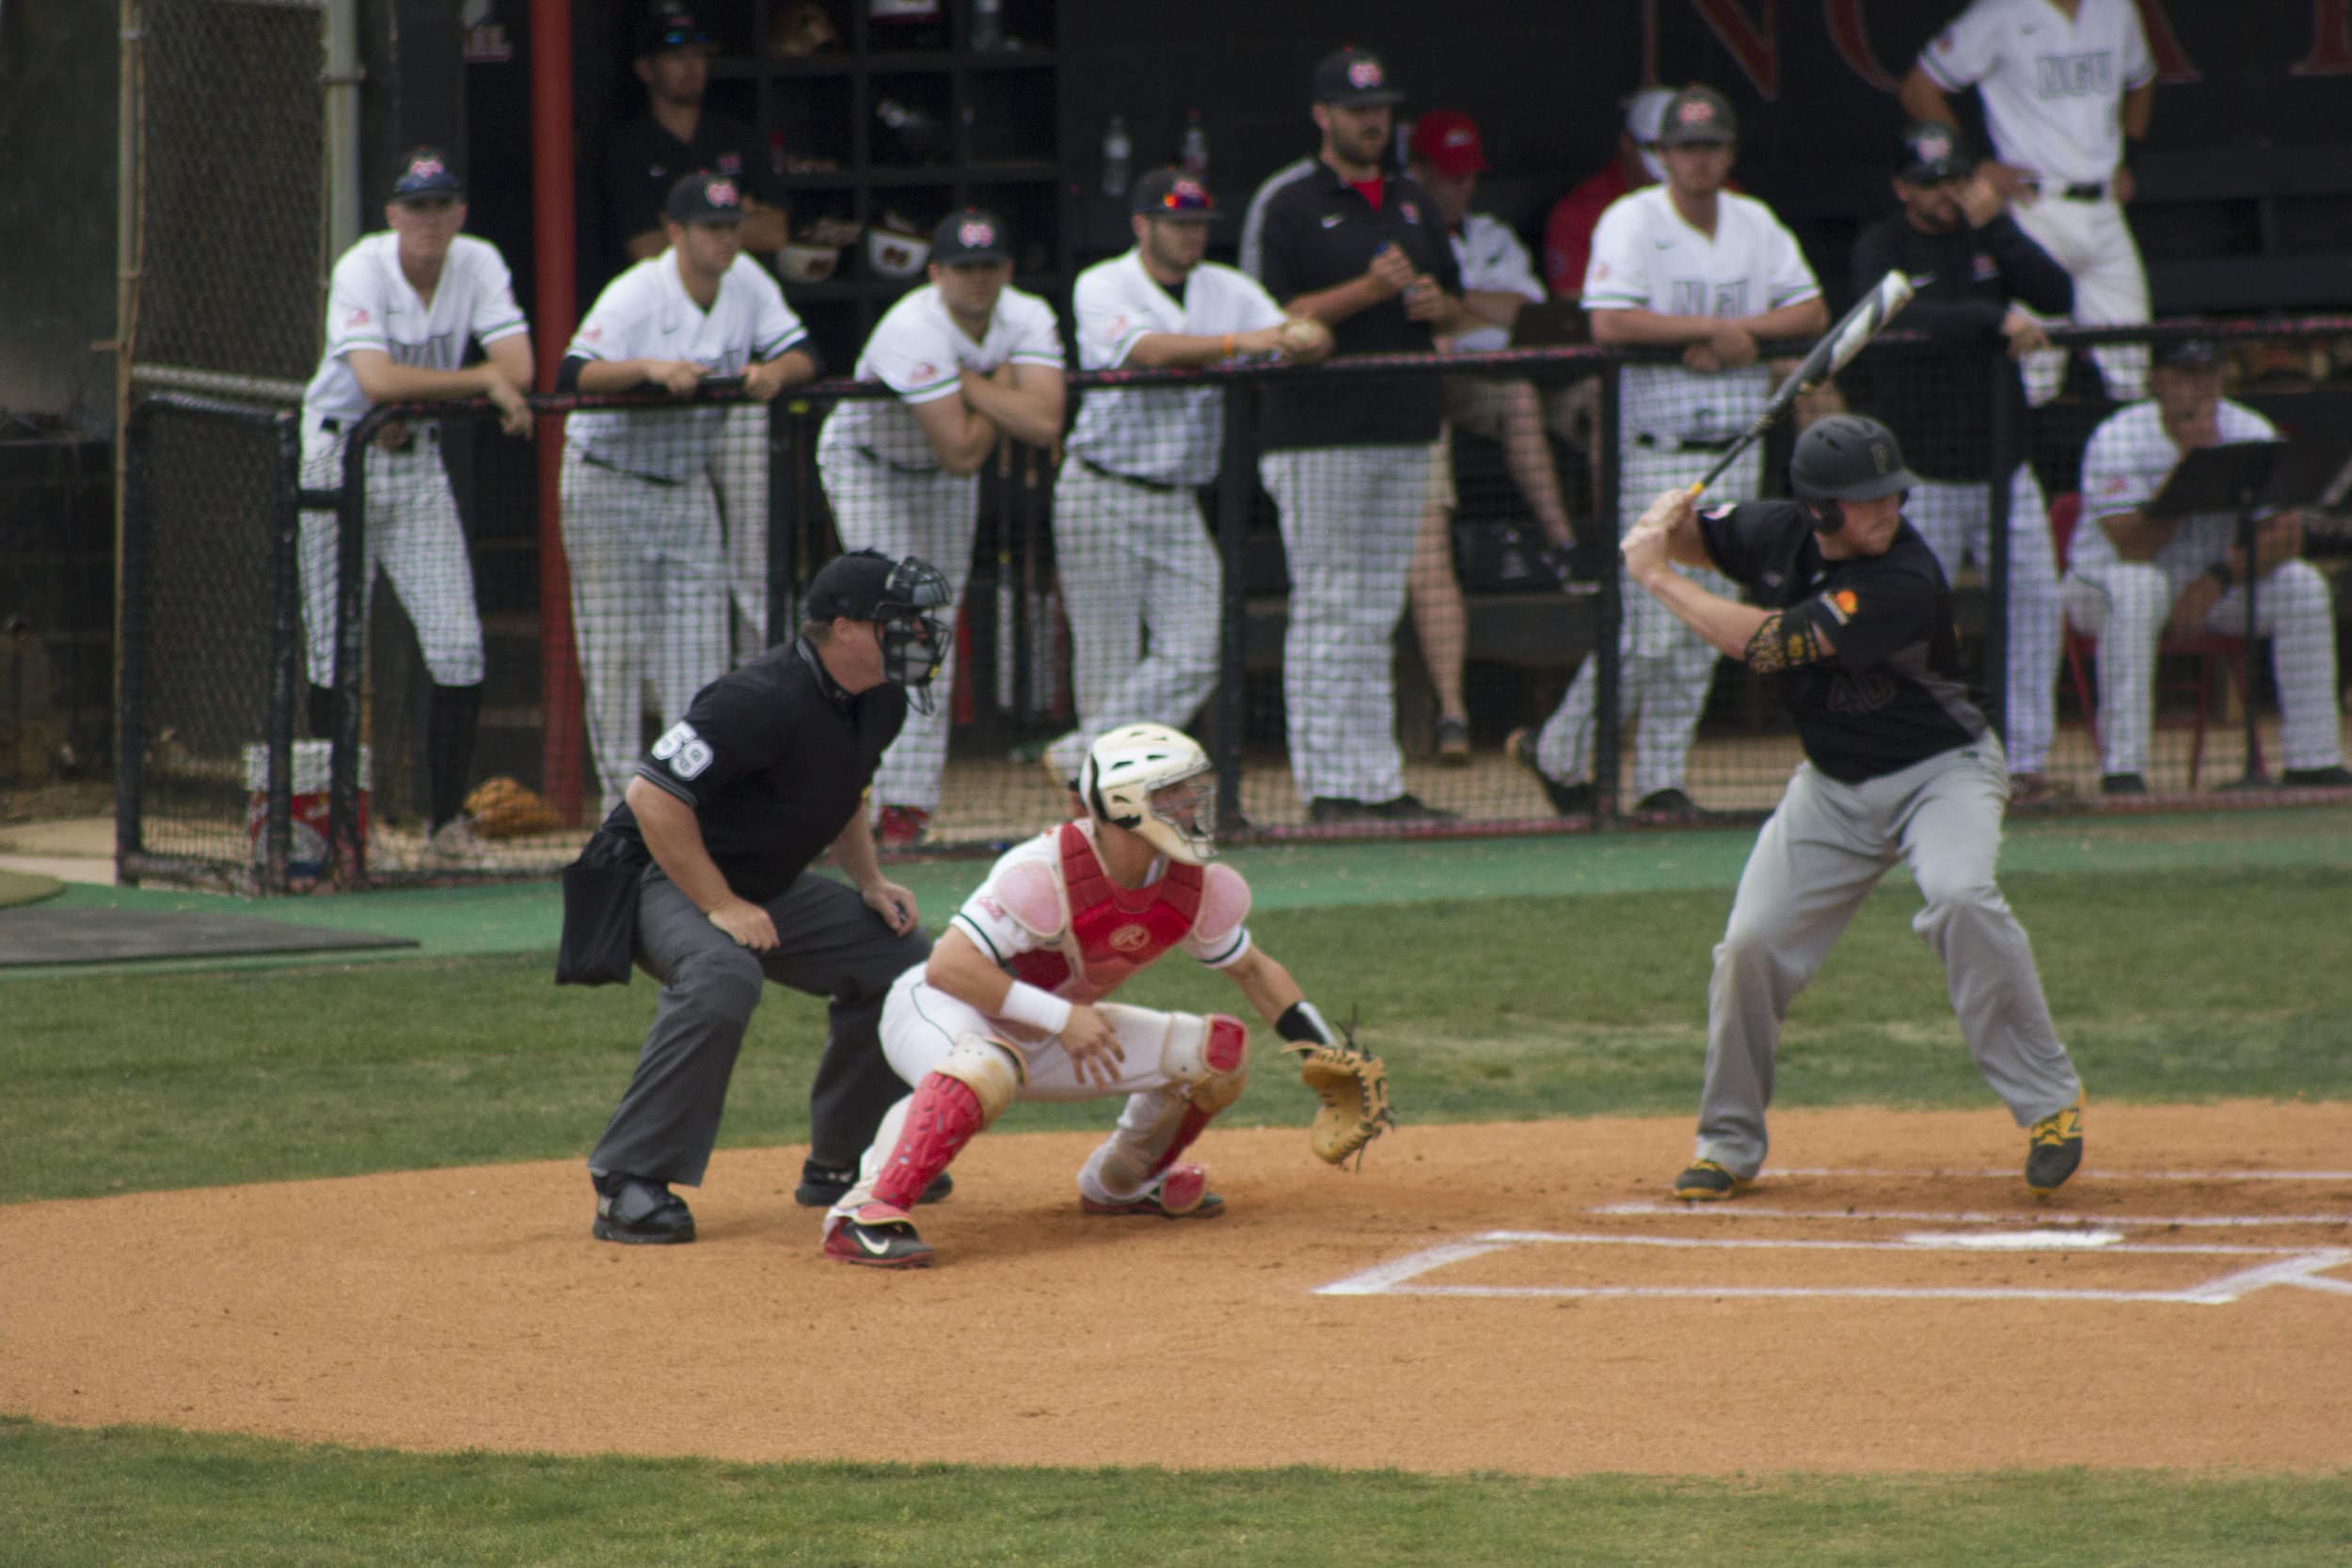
[1687,268,1921,499]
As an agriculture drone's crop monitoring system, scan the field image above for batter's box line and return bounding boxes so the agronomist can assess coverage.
[1770,1165,2352,1181]
[1312,1230,2352,1307]
[1591,1201,2352,1230]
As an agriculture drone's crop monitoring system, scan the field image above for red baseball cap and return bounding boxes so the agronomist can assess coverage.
[1407,110,1487,177]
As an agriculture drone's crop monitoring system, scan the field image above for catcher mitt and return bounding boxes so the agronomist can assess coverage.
[462,776,564,840]
[1287,1019,1394,1168]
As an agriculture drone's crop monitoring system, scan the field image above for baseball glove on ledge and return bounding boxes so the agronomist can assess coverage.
[462,776,564,839]
[1287,1021,1395,1168]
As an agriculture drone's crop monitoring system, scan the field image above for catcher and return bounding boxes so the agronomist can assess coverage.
[823,722,1391,1268]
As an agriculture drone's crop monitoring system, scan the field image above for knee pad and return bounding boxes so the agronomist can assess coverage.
[935,1032,1025,1129]
[1096,1005,1248,1106]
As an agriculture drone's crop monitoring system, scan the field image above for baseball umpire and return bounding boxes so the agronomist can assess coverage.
[568,548,957,1243]
[1617,415,2085,1204]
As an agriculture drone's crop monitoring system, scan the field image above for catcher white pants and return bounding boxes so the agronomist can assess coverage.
[559,447,731,819]
[1693,732,2080,1180]
[1260,443,1431,805]
[297,424,485,689]
[828,968,1216,1218]
[710,403,771,664]
[818,453,980,816]
[2060,558,2344,776]
[2008,198,2150,405]
[1529,440,1755,800]
[1907,467,2060,775]
[1045,462,1220,781]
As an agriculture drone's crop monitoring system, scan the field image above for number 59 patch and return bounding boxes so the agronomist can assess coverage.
[651,721,715,780]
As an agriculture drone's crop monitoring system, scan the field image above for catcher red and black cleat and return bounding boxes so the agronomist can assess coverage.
[824,1201,934,1268]
[1079,1163,1225,1219]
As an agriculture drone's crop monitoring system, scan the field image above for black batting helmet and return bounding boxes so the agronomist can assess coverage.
[1789,415,1919,503]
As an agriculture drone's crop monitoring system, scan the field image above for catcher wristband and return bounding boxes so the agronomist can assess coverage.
[1000,980,1074,1036]
[1276,1000,1335,1046]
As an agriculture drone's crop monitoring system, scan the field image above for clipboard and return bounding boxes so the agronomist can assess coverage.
[1507,300,1592,349]
[2145,439,2283,518]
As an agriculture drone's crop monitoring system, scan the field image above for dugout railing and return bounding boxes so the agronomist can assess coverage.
[118,319,2352,890]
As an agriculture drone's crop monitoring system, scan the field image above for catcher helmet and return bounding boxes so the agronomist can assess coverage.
[1080,722,1217,864]
[1788,414,1919,534]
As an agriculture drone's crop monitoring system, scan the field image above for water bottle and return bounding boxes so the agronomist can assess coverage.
[1101,115,1132,199]
[1179,109,1209,182]
[971,0,1003,51]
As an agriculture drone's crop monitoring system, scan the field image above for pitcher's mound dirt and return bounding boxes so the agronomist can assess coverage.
[5,1103,2347,1475]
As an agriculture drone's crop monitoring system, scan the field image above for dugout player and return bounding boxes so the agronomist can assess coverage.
[578,549,954,1243]
[298,147,534,862]
[559,172,819,818]
[815,209,1067,847]
[607,3,794,663]
[1616,416,2085,1202]
[1040,170,1330,790]
[1901,0,2156,404]
[1511,86,1827,820]
[1851,120,2075,802]
[1254,45,1472,824]
[821,722,1350,1268]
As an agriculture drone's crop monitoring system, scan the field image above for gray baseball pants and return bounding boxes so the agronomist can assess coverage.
[1692,732,2080,1179]
[588,863,932,1186]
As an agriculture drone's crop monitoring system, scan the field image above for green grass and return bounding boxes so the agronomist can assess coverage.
[2,1419,2347,1567]
[5,865,2347,1205]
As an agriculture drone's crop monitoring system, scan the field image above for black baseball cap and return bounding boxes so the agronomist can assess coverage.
[665,170,745,224]
[1131,167,1215,220]
[805,549,937,621]
[930,208,1011,264]
[389,147,464,202]
[635,3,711,57]
[1896,120,1969,183]
[1311,46,1406,107]
[2153,338,2222,371]
[1655,86,1737,148]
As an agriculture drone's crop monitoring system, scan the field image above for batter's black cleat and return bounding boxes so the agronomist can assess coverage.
[1673,1160,1752,1202]
[794,1162,953,1208]
[1505,727,1596,816]
[824,1202,934,1268]
[591,1172,696,1244]
[2026,1095,2085,1197]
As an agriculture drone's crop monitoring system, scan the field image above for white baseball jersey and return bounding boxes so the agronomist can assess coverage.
[302,233,528,425]
[1238,156,1317,281]
[1582,185,1820,445]
[1917,0,2153,185]
[563,251,809,482]
[1065,250,1285,484]
[2074,397,2278,578]
[815,283,1064,470]
[1445,213,1544,355]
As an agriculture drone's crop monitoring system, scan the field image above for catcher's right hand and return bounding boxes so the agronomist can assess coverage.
[1287,1020,1394,1168]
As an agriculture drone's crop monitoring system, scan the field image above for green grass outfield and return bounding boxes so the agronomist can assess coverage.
[7,809,2350,1562]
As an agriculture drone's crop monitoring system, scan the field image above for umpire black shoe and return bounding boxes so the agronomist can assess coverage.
[1505,727,1596,816]
[2283,765,2352,787]
[2100,772,2149,796]
[793,1162,953,1208]
[591,1171,695,1245]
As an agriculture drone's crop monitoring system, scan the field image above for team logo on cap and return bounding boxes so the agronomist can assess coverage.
[406,154,448,182]
[1871,440,1893,473]
[1443,126,1474,149]
[1347,57,1384,89]
[1915,127,1953,162]
[705,177,739,207]
[1160,178,1210,211]
[1677,99,1717,125]
[959,218,996,248]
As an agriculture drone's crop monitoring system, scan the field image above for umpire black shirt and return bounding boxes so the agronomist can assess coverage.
[595,638,907,905]
[604,109,782,282]
[1699,499,1988,784]
[1255,160,1462,451]
[1848,211,2072,483]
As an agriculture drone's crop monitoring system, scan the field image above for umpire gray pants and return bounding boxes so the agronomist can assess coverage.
[1693,733,2079,1179]
[588,864,932,1187]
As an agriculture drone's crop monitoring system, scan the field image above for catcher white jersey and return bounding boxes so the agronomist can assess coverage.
[1065,249,1286,484]
[816,283,1064,470]
[1445,212,1545,354]
[303,233,528,425]
[1582,185,1820,446]
[2074,397,2279,578]
[563,251,809,482]
[949,822,1255,1009]
[1917,0,2154,185]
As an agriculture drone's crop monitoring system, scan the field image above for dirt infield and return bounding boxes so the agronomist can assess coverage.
[6,1102,2347,1476]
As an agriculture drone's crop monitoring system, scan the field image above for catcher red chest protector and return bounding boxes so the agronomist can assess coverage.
[1008,823,1202,1002]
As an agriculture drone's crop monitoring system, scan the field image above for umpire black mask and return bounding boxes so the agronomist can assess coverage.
[872,557,952,713]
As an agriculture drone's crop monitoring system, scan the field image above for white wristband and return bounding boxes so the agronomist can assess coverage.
[1000,980,1074,1036]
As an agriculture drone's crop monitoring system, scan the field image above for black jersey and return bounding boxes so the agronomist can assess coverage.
[1254,161,1462,451]
[597,638,907,904]
[1698,499,1988,783]
[604,110,780,280]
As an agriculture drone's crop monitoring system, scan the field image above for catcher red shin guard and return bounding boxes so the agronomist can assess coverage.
[873,1072,984,1212]
[1148,1015,1247,1177]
